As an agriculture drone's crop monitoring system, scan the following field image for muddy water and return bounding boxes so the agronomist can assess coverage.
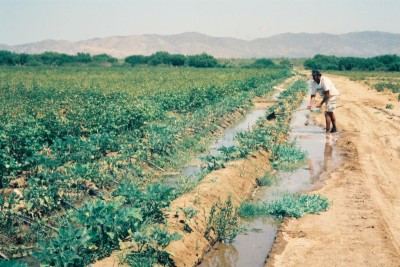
[209,109,267,156]
[199,101,342,267]
[166,107,269,182]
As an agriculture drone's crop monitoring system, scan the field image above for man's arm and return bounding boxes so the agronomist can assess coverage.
[307,94,316,109]
[317,90,330,108]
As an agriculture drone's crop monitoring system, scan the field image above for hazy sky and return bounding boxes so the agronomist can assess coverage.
[1,0,399,45]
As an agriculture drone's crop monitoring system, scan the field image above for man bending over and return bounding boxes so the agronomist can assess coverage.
[307,70,340,133]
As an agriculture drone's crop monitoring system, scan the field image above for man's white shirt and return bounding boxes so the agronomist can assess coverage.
[310,76,340,96]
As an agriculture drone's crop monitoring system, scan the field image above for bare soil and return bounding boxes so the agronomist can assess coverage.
[266,74,400,267]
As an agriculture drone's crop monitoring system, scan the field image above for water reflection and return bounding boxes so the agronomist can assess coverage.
[202,243,239,267]
[307,134,335,182]
[323,135,333,172]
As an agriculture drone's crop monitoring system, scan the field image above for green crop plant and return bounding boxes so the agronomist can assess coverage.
[386,103,394,109]
[375,82,400,94]
[0,260,28,267]
[269,140,307,170]
[205,196,242,242]
[113,181,176,223]
[34,221,92,266]
[179,207,199,233]
[34,198,143,265]
[203,154,227,172]
[127,225,181,267]
[239,193,329,219]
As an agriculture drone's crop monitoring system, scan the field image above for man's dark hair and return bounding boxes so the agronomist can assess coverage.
[311,69,322,76]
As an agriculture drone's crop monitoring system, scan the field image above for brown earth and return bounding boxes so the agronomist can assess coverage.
[266,73,400,267]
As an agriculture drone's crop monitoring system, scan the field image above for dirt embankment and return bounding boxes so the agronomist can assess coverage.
[267,74,400,266]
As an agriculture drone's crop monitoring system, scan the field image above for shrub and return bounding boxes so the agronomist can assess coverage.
[205,196,241,242]
[125,55,148,66]
[251,58,276,69]
[186,53,218,68]
[386,103,394,109]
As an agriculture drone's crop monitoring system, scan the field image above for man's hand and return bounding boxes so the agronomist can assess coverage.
[307,105,312,110]
[316,102,322,108]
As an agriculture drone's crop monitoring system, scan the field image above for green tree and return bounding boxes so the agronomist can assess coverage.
[92,54,117,64]
[186,53,218,68]
[125,55,148,66]
[169,54,186,66]
[251,58,276,68]
[148,51,172,66]
[0,50,17,65]
[76,52,92,63]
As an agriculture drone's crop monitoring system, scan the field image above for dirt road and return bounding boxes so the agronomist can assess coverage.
[267,74,400,266]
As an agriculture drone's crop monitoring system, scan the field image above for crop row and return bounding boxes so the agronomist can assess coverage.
[0,67,291,265]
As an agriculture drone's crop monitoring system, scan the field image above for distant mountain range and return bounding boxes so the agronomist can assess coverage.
[1,31,399,59]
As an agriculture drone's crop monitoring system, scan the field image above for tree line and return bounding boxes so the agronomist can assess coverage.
[0,51,118,66]
[0,50,221,68]
[125,51,219,68]
[304,54,400,71]
[0,50,292,69]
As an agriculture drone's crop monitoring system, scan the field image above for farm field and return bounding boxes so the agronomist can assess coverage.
[2,66,400,267]
[1,66,305,266]
[267,71,400,266]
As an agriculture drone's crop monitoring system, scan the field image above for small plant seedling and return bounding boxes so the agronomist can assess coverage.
[386,103,394,109]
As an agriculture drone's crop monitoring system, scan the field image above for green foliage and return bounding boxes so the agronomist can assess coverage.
[386,103,394,109]
[186,53,218,68]
[0,50,118,67]
[256,172,276,187]
[375,82,400,93]
[304,54,400,72]
[92,53,118,64]
[304,54,340,70]
[239,193,329,219]
[125,55,148,66]
[179,207,199,232]
[125,51,215,68]
[34,198,143,265]
[113,182,176,223]
[0,260,28,267]
[34,221,92,266]
[127,225,181,267]
[250,58,276,69]
[205,196,241,242]
[203,154,227,171]
[270,140,307,170]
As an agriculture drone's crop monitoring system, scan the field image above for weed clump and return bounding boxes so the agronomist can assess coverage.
[239,193,329,219]
[256,172,276,187]
[205,196,242,243]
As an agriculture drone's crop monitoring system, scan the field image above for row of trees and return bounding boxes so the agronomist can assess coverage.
[125,52,219,68]
[125,52,293,69]
[0,50,290,69]
[304,54,400,71]
[0,50,118,66]
[0,50,220,68]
